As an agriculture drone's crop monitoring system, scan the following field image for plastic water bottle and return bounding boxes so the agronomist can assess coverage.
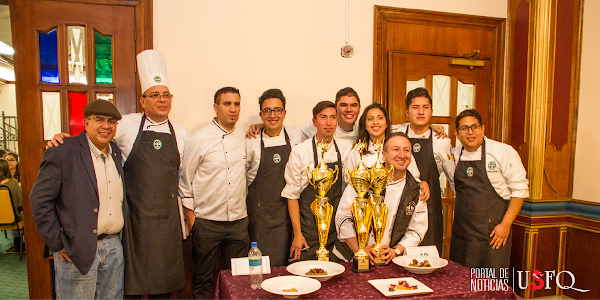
[249,242,263,289]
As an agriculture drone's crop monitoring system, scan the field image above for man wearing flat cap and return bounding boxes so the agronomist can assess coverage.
[31,100,126,299]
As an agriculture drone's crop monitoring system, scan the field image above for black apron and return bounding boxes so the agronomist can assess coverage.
[246,129,292,267]
[122,114,185,295]
[298,138,343,261]
[405,126,443,253]
[449,140,511,270]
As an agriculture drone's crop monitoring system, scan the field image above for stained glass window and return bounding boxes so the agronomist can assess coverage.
[432,75,450,117]
[457,81,475,115]
[68,26,87,84]
[96,92,114,103]
[42,92,61,139]
[95,32,113,84]
[69,92,87,136]
[39,29,59,84]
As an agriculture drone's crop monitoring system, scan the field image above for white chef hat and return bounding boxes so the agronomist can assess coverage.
[137,50,169,93]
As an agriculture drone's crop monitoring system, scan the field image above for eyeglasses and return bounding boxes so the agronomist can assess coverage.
[89,116,118,125]
[260,107,284,115]
[143,93,173,100]
[457,124,482,133]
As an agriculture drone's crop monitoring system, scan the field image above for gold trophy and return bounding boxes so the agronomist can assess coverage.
[369,140,394,266]
[346,140,374,272]
[307,140,339,261]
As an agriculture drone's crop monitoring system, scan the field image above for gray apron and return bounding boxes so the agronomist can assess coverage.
[298,138,343,261]
[449,140,511,270]
[122,114,185,295]
[405,126,443,252]
[246,129,292,267]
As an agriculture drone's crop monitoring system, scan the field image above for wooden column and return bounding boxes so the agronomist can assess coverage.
[527,0,554,200]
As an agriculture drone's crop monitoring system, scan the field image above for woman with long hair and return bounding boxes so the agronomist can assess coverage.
[5,152,19,182]
[0,158,23,252]
[345,103,420,178]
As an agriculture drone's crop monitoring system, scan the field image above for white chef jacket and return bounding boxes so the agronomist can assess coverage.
[297,122,355,164]
[345,139,421,181]
[179,118,247,221]
[335,175,428,250]
[245,126,304,186]
[452,137,529,200]
[391,124,455,190]
[281,136,346,200]
[115,112,189,163]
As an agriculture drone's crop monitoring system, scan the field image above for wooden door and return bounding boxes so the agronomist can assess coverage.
[387,52,492,258]
[10,0,151,298]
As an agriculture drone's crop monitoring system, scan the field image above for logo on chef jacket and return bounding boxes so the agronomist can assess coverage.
[434,154,442,166]
[273,153,282,163]
[488,161,497,170]
[406,200,416,215]
[153,139,162,150]
[466,167,474,177]
[154,75,162,83]
[413,143,421,153]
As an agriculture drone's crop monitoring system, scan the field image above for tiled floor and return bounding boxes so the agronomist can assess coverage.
[0,232,29,299]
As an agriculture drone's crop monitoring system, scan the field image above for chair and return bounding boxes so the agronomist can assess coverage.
[0,186,24,260]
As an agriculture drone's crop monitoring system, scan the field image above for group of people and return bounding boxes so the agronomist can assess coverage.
[0,149,22,253]
[29,49,529,300]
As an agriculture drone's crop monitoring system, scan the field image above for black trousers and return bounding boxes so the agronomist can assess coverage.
[192,217,250,299]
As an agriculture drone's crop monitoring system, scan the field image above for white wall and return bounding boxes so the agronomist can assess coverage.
[573,0,600,203]
[153,0,507,134]
[0,83,16,116]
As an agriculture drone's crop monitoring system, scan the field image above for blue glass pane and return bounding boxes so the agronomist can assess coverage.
[39,29,59,84]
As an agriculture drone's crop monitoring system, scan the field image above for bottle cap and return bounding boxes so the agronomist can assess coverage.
[251,242,257,247]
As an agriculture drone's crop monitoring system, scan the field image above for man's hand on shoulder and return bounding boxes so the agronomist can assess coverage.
[246,123,264,139]
[46,133,71,149]
[431,125,448,139]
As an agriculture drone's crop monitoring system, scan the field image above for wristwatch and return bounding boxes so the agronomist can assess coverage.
[394,247,402,256]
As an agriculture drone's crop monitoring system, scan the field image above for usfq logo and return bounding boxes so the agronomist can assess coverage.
[515,269,589,293]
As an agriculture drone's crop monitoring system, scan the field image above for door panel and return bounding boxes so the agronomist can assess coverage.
[11,1,141,298]
[388,52,492,258]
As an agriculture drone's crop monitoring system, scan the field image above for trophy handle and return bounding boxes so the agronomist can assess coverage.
[307,167,316,188]
[387,165,395,185]
[332,165,339,186]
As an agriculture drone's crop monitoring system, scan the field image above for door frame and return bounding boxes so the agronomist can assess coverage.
[9,0,152,298]
[372,6,506,141]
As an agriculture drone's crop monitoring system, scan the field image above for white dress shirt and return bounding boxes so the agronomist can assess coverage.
[345,139,421,181]
[87,136,124,235]
[391,124,455,190]
[180,118,247,221]
[452,137,529,200]
[245,126,304,186]
[115,112,189,163]
[281,137,345,200]
[335,175,428,250]
[297,122,356,164]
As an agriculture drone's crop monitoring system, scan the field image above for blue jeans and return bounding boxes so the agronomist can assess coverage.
[54,234,124,299]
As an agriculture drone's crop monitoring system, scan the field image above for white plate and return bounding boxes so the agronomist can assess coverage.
[368,277,433,297]
[392,255,448,274]
[261,275,321,299]
[286,260,346,282]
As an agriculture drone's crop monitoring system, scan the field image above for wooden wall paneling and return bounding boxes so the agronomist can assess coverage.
[509,224,525,295]
[564,227,600,299]
[530,227,561,298]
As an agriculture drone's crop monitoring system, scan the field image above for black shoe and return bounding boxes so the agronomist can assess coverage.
[4,245,21,253]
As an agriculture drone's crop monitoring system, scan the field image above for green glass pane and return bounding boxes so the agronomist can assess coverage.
[95,31,112,84]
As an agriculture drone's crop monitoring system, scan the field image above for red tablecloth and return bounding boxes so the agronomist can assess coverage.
[216,261,517,299]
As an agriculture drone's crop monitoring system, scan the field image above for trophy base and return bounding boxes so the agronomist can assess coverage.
[317,256,329,262]
[373,257,386,266]
[352,257,371,273]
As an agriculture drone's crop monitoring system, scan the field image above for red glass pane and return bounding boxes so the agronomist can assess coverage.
[69,92,87,136]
